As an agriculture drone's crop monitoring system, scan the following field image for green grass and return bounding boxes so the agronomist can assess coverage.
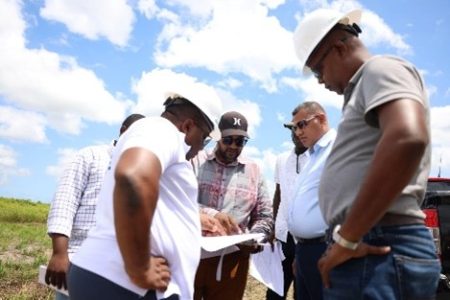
[0,197,283,300]
[0,197,49,223]
[0,197,53,300]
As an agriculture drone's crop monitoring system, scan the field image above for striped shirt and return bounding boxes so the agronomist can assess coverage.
[192,150,273,237]
[47,144,112,255]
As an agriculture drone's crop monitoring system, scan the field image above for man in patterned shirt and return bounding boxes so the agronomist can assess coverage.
[192,111,273,300]
[45,113,145,300]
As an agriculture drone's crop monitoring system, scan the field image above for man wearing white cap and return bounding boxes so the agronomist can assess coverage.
[68,88,222,300]
[293,8,440,299]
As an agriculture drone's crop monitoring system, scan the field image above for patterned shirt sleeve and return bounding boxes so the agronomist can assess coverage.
[47,149,90,238]
[248,170,273,237]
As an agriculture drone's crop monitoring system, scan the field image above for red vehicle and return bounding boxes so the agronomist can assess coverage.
[422,177,450,296]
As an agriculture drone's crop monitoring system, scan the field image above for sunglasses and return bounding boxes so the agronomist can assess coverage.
[310,36,349,79]
[221,136,249,147]
[291,115,319,131]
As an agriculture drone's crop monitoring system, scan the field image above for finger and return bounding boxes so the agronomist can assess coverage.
[45,270,51,285]
[318,257,330,289]
[366,245,391,255]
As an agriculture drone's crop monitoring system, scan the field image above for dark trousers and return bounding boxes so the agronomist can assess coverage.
[294,241,327,300]
[266,233,296,300]
[194,251,249,300]
[68,264,179,300]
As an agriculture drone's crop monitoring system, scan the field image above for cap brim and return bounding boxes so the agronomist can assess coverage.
[221,129,249,138]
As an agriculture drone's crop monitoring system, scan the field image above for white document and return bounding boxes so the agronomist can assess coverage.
[249,241,285,297]
[201,233,265,252]
[38,265,69,296]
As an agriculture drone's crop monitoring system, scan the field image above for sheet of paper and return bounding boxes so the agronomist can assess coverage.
[38,265,69,296]
[201,233,265,252]
[249,241,285,296]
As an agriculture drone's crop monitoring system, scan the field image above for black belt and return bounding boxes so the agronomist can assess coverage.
[296,235,326,244]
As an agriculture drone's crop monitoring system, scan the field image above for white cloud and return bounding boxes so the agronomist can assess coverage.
[0,0,129,136]
[45,148,78,178]
[280,76,344,109]
[138,0,159,19]
[154,0,298,92]
[40,0,135,47]
[217,77,243,90]
[360,10,412,56]
[132,68,210,116]
[0,106,47,143]
[0,144,30,185]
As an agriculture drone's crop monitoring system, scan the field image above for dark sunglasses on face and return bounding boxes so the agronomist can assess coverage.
[292,115,319,131]
[221,136,249,147]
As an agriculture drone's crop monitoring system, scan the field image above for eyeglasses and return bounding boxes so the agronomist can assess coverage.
[310,37,348,79]
[221,136,249,147]
[291,115,319,131]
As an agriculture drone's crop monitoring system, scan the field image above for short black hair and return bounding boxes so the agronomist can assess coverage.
[120,113,145,135]
[164,96,213,131]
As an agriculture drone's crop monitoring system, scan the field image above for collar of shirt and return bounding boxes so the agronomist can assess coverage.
[309,129,337,155]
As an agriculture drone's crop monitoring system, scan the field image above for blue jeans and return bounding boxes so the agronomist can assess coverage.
[324,224,441,300]
[55,292,69,300]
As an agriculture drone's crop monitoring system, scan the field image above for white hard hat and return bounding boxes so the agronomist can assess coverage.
[293,9,362,75]
[165,84,223,141]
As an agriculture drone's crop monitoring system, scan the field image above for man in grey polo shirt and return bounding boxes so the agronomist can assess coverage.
[292,8,440,299]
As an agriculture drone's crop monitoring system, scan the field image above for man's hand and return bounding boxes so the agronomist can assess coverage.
[237,240,263,254]
[45,252,70,289]
[318,242,390,288]
[214,212,241,235]
[127,256,171,291]
[200,213,227,236]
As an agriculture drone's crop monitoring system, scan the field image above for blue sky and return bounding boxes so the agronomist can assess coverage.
[1,0,449,203]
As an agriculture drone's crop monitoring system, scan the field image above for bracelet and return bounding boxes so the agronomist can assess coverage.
[332,224,359,250]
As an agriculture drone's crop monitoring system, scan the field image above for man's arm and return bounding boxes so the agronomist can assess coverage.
[113,147,170,291]
[319,99,428,287]
[45,234,69,289]
[45,150,89,289]
[272,184,281,222]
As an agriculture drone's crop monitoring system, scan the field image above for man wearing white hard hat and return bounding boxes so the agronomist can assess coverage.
[68,89,223,300]
[293,8,440,299]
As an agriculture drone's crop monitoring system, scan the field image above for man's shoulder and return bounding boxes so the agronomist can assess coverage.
[364,55,417,74]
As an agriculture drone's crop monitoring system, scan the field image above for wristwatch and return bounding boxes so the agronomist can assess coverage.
[332,224,359,250]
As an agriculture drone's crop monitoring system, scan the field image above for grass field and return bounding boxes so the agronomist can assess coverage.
[0,197,290,300]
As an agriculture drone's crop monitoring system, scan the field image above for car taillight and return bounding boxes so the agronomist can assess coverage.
[423,208,441,256]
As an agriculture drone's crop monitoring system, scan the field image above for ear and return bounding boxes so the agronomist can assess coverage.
[334,38,348,56]
[316,113,326,124]
[180,118,195,134]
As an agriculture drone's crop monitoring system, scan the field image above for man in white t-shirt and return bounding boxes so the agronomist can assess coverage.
[68,87,222,300]
[266,114,308,300]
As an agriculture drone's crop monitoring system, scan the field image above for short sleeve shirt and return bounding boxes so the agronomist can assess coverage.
[72,117,201,299]
[319,55,431,226]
